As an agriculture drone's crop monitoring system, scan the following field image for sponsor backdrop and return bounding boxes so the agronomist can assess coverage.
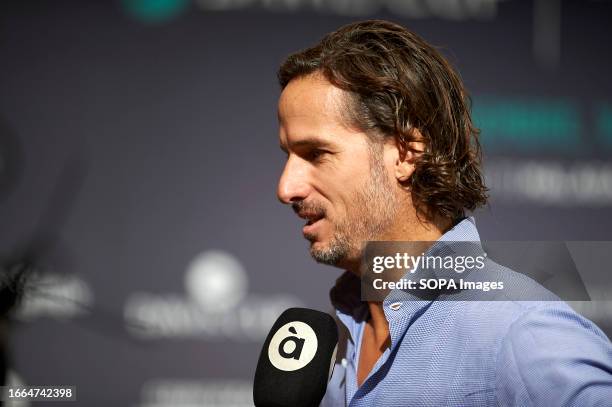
[0,0,611,405]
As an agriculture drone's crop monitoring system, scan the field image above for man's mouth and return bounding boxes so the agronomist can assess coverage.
[298,211,324,224]
[298,211,325,234]
[305,217,322,226]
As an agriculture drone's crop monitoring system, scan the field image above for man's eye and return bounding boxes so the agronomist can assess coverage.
[307,149,326,161]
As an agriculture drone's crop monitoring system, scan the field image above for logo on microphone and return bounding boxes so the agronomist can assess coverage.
[267,321,318,371]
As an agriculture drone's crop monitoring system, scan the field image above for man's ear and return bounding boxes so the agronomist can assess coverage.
[395,130,425,182]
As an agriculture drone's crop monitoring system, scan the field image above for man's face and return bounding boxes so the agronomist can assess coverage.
[277,74,401,268]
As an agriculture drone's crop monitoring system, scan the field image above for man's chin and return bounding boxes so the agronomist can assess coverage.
[308,239,327,257]
[308,239,349,267]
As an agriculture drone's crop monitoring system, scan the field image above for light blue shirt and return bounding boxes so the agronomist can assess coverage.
[321,217,612,406]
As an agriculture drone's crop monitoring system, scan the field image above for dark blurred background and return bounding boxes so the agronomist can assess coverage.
[0,0,611,405]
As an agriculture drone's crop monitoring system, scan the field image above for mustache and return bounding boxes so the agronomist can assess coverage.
[291,200,326,217]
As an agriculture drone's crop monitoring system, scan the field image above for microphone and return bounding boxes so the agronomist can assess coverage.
[253,307,339,407]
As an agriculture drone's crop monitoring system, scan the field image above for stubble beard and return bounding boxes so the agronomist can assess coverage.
[308,147,401,267]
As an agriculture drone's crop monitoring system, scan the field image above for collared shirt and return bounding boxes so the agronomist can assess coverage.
[320,217,612,406]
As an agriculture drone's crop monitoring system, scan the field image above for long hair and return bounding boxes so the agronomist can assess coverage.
[278,20,488,221]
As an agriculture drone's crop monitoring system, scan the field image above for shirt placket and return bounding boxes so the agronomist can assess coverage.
[348,299,431,406]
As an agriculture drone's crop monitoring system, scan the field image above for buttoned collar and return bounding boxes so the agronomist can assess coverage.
[331,217,481,346]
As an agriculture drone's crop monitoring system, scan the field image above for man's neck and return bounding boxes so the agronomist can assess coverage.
[342,215,456,387]
[386,212,453,242]
[346,214,453,275]
[357,300,392,387]
[361,215,453,346]
[366,301,390,343]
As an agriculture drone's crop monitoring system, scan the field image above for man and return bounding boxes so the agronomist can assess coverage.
[276,20,612,406]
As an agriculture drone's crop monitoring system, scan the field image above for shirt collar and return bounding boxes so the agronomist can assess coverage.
[331,217,481,343]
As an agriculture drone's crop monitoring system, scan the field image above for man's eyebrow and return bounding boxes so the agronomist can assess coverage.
[282,138,336,152]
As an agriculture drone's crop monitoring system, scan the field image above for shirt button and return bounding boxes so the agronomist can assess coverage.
[341,358,348,368]
[389,302,402,311]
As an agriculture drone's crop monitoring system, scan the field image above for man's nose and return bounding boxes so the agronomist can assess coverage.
[277,156,311,204]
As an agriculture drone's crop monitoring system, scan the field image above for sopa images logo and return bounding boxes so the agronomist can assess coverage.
[267,321,318,371]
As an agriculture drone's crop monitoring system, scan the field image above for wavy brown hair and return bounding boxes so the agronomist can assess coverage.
[278,20,488,222]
